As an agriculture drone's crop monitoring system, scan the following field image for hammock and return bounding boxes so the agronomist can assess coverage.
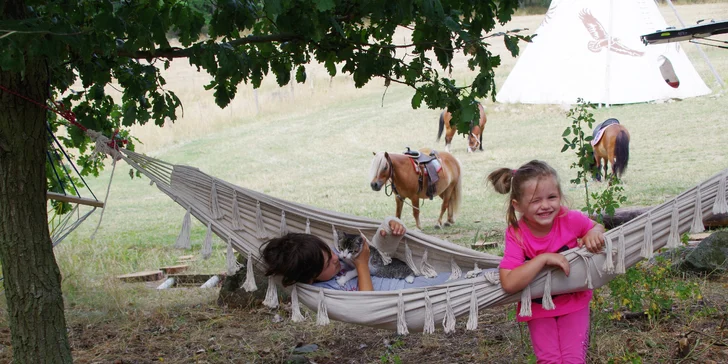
[104,141,727,335]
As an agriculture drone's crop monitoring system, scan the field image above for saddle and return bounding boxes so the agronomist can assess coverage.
[403,147,441,199]
[591,118,620,146]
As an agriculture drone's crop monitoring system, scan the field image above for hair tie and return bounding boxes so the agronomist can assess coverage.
[512,169,517,175]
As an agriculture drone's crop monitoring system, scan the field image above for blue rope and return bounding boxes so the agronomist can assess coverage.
[45,123,99,201]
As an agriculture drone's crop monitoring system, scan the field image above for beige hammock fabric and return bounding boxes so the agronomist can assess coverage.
[113,146,727,334]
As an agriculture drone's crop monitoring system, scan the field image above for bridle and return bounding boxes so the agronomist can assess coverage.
[382,153,421,211]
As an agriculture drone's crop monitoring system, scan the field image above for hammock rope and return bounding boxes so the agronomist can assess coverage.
[98,143,727,334]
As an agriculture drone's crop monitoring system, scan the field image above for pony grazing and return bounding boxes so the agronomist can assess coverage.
[436,103,487,153]
[369,148,462,230]
[591,118,630,182]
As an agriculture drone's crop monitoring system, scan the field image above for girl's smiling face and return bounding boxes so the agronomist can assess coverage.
[512,175,562,236]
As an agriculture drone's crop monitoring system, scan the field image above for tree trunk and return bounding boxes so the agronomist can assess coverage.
[0,62,73,363]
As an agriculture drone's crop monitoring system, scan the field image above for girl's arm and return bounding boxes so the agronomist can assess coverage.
[499,253,570,294]
[353,238,373,291]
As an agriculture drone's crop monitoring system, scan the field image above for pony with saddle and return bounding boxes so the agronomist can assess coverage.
[369,148,462,230]
[591,118,630,182]
[437,103,487,153]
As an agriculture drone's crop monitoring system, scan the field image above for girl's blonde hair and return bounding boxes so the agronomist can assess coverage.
[486,160,563,230]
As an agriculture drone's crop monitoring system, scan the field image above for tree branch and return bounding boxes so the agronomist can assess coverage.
[118,33,303,59]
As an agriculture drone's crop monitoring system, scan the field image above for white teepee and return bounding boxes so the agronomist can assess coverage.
[496,0,711,105]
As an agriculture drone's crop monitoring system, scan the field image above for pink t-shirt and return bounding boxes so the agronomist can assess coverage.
[499,208,595,322]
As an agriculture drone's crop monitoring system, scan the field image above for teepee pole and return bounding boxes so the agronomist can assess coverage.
[664,0,725,88]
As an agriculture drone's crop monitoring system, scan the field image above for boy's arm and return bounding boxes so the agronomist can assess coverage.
[353,237,373,291]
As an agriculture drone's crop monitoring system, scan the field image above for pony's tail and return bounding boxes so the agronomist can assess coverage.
[450,158,463,214]
[613,130,630,177]
[437,112,445,142]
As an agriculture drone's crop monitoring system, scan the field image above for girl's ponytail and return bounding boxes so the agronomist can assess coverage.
[487,168,513,194]
[487,168,519,229]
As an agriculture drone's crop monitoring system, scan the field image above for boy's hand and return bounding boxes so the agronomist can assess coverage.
[381,219,406,237]
[580,224,606,253]
[539,253,570,276]
[353,235,371,268]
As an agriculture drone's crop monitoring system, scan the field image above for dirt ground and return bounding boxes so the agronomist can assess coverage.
[0,275,725,364]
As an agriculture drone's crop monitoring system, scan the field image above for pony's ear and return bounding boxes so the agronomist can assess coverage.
[384,152,389,158]
[372,152,376,156]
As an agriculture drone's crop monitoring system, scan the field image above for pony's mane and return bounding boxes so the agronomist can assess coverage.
[369,152,388,180]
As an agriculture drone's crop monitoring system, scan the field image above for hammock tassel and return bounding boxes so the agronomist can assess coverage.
[602,234,614,273]
[616,230,626,274]
[242,252,257,292]
[226,236,241,276]
[404,241,422,276]
[255,201,268,239]
[690,185,705,233]
[442,287,456,333]
[423,289,435,334]
[667,201,681,249]
[231,190,243,231]
[484,269,500,284]
[174,207,192,249]
[466,284,478,330]
[262,276,278,309]
[279,210,288,236]
[641,212,654,259]
[448,256,462,281]
[331,225,339,245]
[541,271,555,311]
[419,249,438,278]
[397,292,409,335]
[713,171,728,215]
[519,285,532,317]
[290,285,305,322]
[210,180,224,220]
[305,218,311,234]
[202,222,213,260]
[316,289,329,326]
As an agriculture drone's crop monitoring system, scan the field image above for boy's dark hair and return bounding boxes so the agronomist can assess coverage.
[260,233,331,286]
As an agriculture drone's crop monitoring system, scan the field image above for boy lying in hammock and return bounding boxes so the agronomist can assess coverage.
[261,218,452,291]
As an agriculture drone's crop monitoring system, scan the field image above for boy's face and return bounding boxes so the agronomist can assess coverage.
[314,247,341,282]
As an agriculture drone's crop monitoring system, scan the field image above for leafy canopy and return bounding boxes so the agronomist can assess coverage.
[2,0,524,178]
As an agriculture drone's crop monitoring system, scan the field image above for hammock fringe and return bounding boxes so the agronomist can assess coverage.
[397,292,409,335]
[174,207,192,249]
[202,222,213,259]
[291,285,306,322]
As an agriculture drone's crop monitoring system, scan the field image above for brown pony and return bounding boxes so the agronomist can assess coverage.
[592,119,630,182]
[436,103,487,153]
[369,148,462,229]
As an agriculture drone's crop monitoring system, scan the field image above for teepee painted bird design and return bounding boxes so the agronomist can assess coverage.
[579,9,644,57]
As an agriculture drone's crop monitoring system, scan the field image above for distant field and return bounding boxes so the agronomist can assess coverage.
[24,2,728,319]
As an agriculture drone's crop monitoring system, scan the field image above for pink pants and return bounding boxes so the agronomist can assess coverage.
[527,306,590,364]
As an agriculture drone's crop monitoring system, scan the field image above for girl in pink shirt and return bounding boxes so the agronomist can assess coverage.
[487,160,605,364]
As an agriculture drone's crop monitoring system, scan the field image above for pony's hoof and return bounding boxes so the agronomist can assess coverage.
[443,221,452,227]
[434,224,442,230]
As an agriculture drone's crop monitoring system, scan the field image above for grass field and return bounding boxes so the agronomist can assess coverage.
[3,3,728,363]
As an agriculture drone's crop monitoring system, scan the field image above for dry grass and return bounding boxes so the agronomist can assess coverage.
[1,3,728,363]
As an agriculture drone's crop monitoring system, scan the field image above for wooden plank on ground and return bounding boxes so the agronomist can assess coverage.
[689,232,712,241]
[160,264,190,274]
[471,241,498,250]
[117,270,164,282]
[168,273,226,286]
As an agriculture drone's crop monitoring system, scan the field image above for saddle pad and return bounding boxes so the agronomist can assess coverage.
[591,124,618,146]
